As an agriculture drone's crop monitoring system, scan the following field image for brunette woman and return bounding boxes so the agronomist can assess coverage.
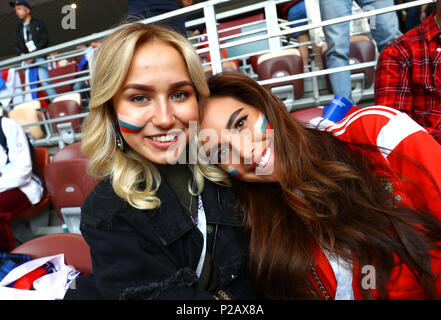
[199,71,441,300]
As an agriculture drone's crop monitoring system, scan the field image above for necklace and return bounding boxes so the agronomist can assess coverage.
[176,190,198,225]
[187,178,198,224]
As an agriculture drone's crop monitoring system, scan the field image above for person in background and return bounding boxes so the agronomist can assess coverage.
[279,0,310,70]
[70,44,90,109]
[180,0,205,36]
[199,71,441,299]
[375,0,441,143]
[125,0,187,35]
[403,3,428,32]
[395,0,435,33]
[10,0,57,101]
[319,0,402,103]
[71,40,101,110]
[0,116,43,252]
[64,23,256,300]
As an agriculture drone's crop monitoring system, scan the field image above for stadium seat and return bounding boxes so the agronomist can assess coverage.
[9,147,51,221]
[249,54,262,75]
[52,141,87,162]
[218,13,267,59]
[11,233,92,274]
[256,49,304,109]
[198,13,264,73]
[48,63,77,94]
[43,159,100,233]
[47,100,82,133]
[53,92,82,107]
[321,35,376,91]
[12,100,40,110]
[47,100,82,148]
[290,107,323,125]
[6,147,51,251]
[8,101,45,140]
[347,35,376,88]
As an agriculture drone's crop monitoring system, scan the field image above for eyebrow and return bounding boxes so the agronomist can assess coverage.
[122,80,194,92]
[226,108,244,130]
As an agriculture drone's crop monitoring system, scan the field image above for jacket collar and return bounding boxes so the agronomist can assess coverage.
[148,179,241,247]
[422,13,441,43]
[20,17,35,27]
[202,179,242,226]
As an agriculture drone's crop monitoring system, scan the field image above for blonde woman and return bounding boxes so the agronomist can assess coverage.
[64,24,256,300]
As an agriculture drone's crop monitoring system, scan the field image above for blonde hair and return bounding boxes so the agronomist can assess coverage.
[82,23,213,210]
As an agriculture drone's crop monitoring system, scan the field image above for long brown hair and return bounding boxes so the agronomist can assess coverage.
[204,72,441,299]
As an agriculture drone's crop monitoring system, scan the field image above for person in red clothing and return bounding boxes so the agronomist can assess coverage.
[199,72,441,299]
[375,0,441,143]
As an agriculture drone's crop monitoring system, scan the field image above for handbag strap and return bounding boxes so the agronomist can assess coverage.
[310,264,332,300]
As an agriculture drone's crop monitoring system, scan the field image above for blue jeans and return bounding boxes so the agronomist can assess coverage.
[72,80,90,108]
[319,0,402,102]
[35,57,57,101]
[287,0,307,38]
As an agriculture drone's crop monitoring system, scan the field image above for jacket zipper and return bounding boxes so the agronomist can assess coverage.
[310,264,332,300]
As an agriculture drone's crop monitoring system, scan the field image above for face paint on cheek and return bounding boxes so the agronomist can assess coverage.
[117,113,146,134]
[254,113,272,134]
[227,165,243,178]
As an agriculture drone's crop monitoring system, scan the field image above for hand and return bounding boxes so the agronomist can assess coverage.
[20,53,34,64]
[420,4,428,22]
[182,0,193,7]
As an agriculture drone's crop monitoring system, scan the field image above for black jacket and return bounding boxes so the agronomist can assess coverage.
[65,178,257,300]
[14,18,49,55]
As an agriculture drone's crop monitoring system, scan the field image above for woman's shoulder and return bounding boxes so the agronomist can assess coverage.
[325,106,427,155]
[84,178,118,200]
[325,106,423,138]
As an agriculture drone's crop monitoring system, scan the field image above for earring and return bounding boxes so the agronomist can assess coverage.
[116,131,124,151]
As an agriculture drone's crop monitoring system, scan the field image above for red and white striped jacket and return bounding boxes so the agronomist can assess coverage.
[310,105,441,299]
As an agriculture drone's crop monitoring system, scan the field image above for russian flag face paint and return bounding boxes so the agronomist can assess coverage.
[117,113,145,134]
[227,165,243,178]
[254,113,272,134]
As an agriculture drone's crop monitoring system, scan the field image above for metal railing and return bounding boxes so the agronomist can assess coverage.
[0,0,435,148]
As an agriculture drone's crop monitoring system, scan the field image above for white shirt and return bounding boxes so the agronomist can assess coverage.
[0,117,43,204]
[323,250,354,300]
[195,195,207,278]
[23,23,30,42]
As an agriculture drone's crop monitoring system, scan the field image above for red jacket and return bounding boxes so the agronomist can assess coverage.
[311,106,441,299]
